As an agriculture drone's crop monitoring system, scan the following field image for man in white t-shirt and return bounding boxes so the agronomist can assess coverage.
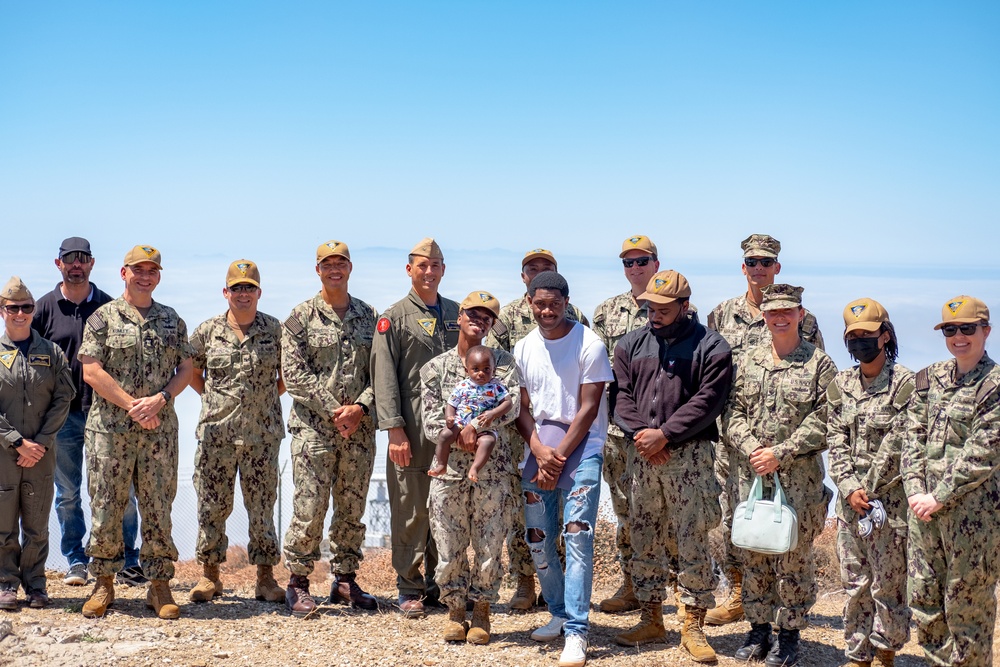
[513,271,613,667]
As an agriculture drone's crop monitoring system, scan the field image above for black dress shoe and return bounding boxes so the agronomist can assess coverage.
[735,622,773,661]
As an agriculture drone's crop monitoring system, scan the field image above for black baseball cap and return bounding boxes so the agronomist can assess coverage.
[59,237,92,257]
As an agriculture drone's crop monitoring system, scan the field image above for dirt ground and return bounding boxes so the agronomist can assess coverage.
[0,523,996,667]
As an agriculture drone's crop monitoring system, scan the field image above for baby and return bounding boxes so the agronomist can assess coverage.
[429,345,512,482]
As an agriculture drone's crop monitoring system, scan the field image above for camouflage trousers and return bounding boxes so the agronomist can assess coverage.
[836,519,910,661]
[629,440,720,608]
[283,425,375,576]
[429,476,510,607]
[85,429,179,580]
[192,438,281,567]
[741,491,828,630]
[907,485,1000,667]
[603,433,634,581]
[506,469,537,578]
[714,439,742,572]
[0,446,55,593]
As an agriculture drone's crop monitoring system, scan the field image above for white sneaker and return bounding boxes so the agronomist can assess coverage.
[559,634,588,667]
[530,615,568,642]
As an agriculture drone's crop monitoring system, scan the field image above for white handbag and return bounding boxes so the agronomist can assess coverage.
[731,473,799,555]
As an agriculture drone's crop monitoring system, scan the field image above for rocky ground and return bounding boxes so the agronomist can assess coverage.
[0,523,995,666]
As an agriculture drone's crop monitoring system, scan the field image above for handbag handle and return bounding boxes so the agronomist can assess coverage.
[742,473,789,524]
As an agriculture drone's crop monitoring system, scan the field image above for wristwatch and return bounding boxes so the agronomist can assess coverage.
[159,389,172,402]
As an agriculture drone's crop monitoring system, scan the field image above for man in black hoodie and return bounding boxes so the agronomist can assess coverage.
[611,270,733,664]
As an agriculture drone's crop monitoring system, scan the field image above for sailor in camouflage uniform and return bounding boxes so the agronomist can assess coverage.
[281,241,379,616]
[0,277,74,610]
[611,271,732,663]
[725,284,837,666]
[421,291,521,645]
[705,233,825,627]
[591,235,658,614]
[902,296,1000,667]
[371,238,460,617]
[827,299,912,667]
[188,260,286,607]
[79,245,194,620]
[485,248,588,611]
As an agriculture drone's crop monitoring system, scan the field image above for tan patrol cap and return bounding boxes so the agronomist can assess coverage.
[934,295,990,330]
[459,290,501,318]
[843,298,889,334]
[741,234,781,258]
[410,237,444,260]
[0,276,33,303]
[317,240,351,262]
[638,270,691,305]
[226,260,261,288]
[619,235,658,258]
[123,245,163,269]
[522,248,557,268]
[760,284,803,311]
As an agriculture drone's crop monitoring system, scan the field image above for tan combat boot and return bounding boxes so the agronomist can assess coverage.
[598,577,640,613]
[189,563,223,602]
[443,604,468,641]
[681,606,717,663]
[147,580,181,619]
[507,575,537,611]
[704,568,743,625]
[254,565,285,602]
[614,600,666,646]
[873,649,895,667]
[467,601,491,645]
[675,581,687,620]
[82,575,115,618]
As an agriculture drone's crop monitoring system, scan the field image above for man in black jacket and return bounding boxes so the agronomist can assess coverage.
[611,270,733,664]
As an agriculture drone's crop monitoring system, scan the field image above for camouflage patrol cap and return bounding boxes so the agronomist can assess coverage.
[934,295,990,329]
[619,235,658,258]
[226,260,261,288]
[843,298,889,334]
[638,270,691,305]
[409,237,444,260]
[317,240,351,262]
[741,234,781,259]
[459,290,501,318]
[760,284,803,311]
[123,245,163,269]
[522,248,557,269]
[0,276,33,303]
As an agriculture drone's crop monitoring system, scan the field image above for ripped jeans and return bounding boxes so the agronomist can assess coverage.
[522,454,602,638]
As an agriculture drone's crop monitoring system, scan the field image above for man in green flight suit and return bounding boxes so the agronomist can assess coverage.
[371,237,460,618]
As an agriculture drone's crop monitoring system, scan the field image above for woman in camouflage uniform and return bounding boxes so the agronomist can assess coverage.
[724,284,837,667]
[827,299,913,667]
[902,295,999,667]
[420,291,521,646]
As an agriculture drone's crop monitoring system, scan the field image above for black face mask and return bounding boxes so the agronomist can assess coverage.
[847,337,882,364]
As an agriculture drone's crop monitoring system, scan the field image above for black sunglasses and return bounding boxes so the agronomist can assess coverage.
[228,284,258,293]
[622,257,653,268]
[942,323,982,337]
[744,258,775,268]
[3,304,35,314]
[61,251,93,265]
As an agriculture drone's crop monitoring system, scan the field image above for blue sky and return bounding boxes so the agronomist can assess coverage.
[3,2,999,265]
